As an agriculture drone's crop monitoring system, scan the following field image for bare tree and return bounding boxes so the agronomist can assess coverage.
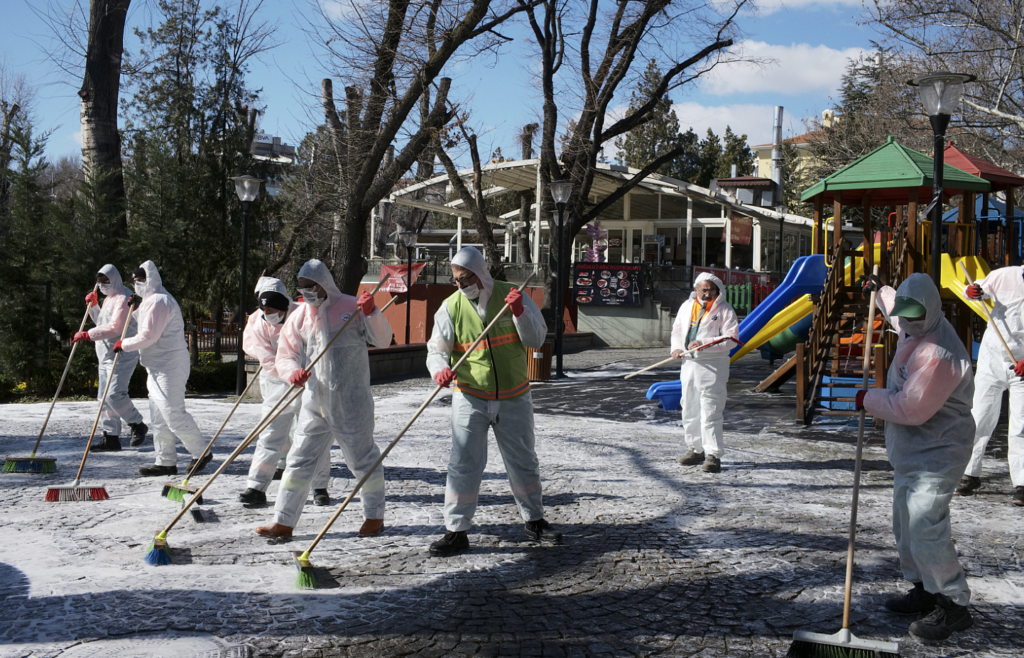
[0,60,36,215]
[517,123,538,264]
[871,0,1024,160]
[522,0,746,311]
[306,0,538,293]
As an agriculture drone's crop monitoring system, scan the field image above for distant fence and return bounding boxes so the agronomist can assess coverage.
[187,320,238,353]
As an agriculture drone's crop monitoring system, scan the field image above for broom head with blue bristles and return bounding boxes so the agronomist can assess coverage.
[144,531,172,565]
[4,457,57,474]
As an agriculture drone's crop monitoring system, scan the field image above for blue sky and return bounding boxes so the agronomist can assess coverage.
[1,0,881,165]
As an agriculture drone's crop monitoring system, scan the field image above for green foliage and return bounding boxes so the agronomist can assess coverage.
[185,359,236,392]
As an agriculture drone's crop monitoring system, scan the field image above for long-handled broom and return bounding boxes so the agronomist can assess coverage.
[45,298,138,502]
[959,262,1016,362]
[144,276,391,565]
[293,274,535,589]
[787,266,899,658]
[161,365,262,505]
[4,286,97,474]
[622,335,742,380]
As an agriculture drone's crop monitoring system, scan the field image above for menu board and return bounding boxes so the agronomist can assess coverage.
[573,263,643,307]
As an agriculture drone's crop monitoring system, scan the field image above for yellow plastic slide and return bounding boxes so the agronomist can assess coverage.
[940,254,994,318]
[731,244,882,363]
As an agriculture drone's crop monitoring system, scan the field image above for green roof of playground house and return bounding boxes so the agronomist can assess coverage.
[800,136,991,205]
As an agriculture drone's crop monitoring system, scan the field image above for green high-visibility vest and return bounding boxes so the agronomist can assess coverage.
[446,280,530,400]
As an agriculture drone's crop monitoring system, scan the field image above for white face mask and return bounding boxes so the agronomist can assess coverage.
[460,284,481,300]
[98,283,114,296]
[134,281,148,298]
[263,311,284,324]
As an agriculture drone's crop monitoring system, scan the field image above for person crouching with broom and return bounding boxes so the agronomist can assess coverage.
[857,273,974,642]
[255,259,392,540]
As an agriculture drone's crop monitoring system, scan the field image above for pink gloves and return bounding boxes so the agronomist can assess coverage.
[434,368,455,388]
[85,291,99,307]
[357,291,376,315]
[505,289,524,317]
[290,369,311,387]
[72,331,91,344]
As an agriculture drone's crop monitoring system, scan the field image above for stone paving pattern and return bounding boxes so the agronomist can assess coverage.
[0,349,1021,657]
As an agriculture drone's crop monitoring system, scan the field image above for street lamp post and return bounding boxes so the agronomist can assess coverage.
[231,174,263,395]
[400,231,417,344]
[908,71,975,286]
[550,179,572,379]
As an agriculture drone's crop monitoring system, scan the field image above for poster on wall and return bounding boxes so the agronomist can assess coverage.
[573,263,643,307]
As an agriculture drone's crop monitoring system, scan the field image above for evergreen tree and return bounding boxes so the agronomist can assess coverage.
[615,60,684,176]
[716,126,754,179]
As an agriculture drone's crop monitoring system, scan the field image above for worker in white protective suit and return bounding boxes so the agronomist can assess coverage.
[72,265,148,452]
[237,276,302,506]
[857,273,974,642]
[255,259,392,539]
[425,247,560,557]
[958,267,1024,507]
[670,272,739,474]
[116,261,209,477]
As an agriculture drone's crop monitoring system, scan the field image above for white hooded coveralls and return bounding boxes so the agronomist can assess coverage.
[272,260,393,527]
[87,264,144,437]
[669,273,740,458]
[243,277,302,492]
[964,265,1024,487]
[426,247,549,532]
[862,274,973,606]
[118,261,206,466]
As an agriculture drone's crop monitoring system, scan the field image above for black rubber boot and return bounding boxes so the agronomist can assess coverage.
[429,530,469,557]
[238,488,267,505]
[313,488,330,506]
[272,468,284,481]
[677,449,705,465]
[885,582,937,614]
[187,452,213,474]
[129,422,148,448]
[91,433,122,452]
[139,464,177,477]
[524,518,562,543]
[909,594,973,641]
[954,475,981,496]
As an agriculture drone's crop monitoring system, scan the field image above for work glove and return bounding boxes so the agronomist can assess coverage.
[966,283,984,300]
[356,291,376,315]
[855,389,867,410]
[858,274,881,294]
[128,294,142,309]
[113,340,124,354]
[72,331,91,344]
[289,369,311,387]
[505,288,525,317]
[1013,360,1024,378]
[434,368,455,388]
[85,291,99,307]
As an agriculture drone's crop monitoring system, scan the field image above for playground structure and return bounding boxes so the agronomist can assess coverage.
[647,136,1024,424]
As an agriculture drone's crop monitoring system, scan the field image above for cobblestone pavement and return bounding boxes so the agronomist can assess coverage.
[0,350,1021,657]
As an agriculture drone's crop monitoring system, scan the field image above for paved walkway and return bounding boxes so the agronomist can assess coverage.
[0,349,1021,657]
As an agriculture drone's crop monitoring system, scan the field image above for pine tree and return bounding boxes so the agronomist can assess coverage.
[615,60,684,176]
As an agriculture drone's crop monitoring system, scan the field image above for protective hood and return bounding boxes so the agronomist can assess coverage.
[689,272,727,304]
[254,276,287,297]
[297,259,343,306]
[97,264,123,291]
[136,260,165,295]
[451,247,494,294]
[892,273,943,336]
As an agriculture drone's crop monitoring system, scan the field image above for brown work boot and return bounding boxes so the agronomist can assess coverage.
[359,518,385,537]
[255,523,293,539]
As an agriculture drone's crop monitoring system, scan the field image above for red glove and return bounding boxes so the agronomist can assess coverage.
[113,340,124,353]
[289,369,311,387]
[855,390,867,410]
[966,284,984,300]
[85,291,99,307]
[434,368,455,388]
[72,331,91,344]
[505,288,524,317]
[1013,360,1024,378]
[357,291,375,315]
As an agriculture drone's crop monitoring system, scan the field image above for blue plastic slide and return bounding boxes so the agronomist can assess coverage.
[729,255,829,356]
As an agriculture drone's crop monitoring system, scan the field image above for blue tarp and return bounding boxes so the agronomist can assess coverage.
[943,195,1024,225]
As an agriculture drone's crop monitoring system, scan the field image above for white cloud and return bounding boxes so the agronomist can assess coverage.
[701,40,867,97]
[746,0,863,15]
[669,102,808,147]
[69,131,82,147]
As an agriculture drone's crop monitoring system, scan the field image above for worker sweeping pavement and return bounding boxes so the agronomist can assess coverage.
[237,276,302,506]
[255,259,392,539]
[670,272,740,474]
[857,273,975,641]
[71,265,148,452]
[960,267,1024,507]
[116,261,209,477]
[425,247,559,557]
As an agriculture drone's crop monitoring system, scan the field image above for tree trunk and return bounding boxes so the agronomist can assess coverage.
[0,101,20,214]
[79,0,131,237]
[517,123,538,264]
